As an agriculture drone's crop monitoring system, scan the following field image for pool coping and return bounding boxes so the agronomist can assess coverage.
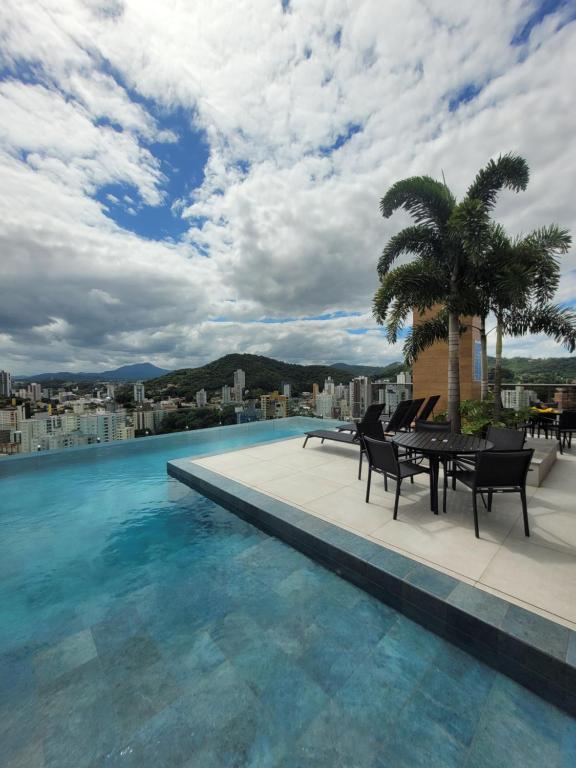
[168,456,576,717]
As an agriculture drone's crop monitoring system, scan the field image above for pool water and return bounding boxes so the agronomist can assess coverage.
[0,420,574,767]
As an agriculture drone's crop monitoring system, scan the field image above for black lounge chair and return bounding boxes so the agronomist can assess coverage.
[416,395,440,423]
[337,403,386,433]
[399,397,425,431]
[303,407,386,479]
[445,449,533,538]
[381,399,414,434]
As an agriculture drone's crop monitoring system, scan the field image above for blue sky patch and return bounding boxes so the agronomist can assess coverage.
[512,0,575,45]
[449,82,482,112]
[319,123,362,156]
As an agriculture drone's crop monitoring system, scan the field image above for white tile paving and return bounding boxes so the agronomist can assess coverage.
[190,435,576,629]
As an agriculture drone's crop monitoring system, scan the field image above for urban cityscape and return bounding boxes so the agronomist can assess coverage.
[0,364,416,455]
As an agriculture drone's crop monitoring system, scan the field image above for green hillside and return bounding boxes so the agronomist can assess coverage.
[146,353,402,399]
[489,356,576,384]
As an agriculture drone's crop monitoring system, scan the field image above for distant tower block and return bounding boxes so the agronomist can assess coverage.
[412,307,481,415]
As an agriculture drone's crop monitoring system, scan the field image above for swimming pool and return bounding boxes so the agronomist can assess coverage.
[1,419,574,767]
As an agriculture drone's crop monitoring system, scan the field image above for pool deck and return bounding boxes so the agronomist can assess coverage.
[168,433,576,716]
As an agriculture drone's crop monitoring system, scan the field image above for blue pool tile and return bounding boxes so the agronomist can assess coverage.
[282,700,380,767]
[33,629,98,688]
[378,704,468,768]
[501,604,570,661]
[257,662,329,744]
[466,676,567,767]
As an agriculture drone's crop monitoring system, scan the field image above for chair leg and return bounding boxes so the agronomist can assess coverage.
[472,492,480,538]
[393,480,401,520]
[303,436,309,448]
[384,473,388,492]
[358,449,363,480]
[365,467,372,503]
[558,435,563,455]
[442,464,448,514]
[321,438,325,444]
[487,491,493,511]
[410,475,414,484]
[451,460,456,491]
[521,488,530,537]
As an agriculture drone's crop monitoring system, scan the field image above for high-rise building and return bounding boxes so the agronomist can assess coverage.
[222,385,233,404]
[312,383,319,404]
[260,392,288,419]
[282,382,291,398]
[324,377,335,396]
[133,382,145,403]
[334,383,348,403]
[196,389,208,407]
[396,371,412,385]
[501,386,537,411]
[28,382,41,402]
[315,392,333,418]
[106,384,116,399]
[234,369,245,402]
[349,376,371,419]
[0,371,12,397]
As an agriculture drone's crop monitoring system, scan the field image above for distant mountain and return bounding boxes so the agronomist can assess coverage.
[333,362,406,378]
[17,363,171,383]
[146,353,367,399]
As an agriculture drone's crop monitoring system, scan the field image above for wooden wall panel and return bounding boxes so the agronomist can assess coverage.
[412,308,481,415]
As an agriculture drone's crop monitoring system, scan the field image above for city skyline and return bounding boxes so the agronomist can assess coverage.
[1,2,575,375]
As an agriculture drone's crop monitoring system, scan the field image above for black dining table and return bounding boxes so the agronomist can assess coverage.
[392,431,494,514]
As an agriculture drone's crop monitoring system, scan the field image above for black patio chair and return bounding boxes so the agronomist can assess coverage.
[451,424,526,484]
[445,449,533,538]
[416,395,441,423]
[303,405,386,479]
[557,410,576,454]
[414,420,451,433]
[363,436,430,519]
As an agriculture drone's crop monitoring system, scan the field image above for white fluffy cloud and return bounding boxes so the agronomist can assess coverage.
[0,0,574,373]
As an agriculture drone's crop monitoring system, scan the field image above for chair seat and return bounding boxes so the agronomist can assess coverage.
[399,460,430,478]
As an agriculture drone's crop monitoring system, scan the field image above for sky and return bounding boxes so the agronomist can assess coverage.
[0,0,575,374]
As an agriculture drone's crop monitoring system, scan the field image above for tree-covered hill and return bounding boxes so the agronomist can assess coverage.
[146,353,405,399]
[491,356,576,384]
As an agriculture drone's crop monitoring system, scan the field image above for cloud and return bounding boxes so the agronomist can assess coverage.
[0,0,575,374]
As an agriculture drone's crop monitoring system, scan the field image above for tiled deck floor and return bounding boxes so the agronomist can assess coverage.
[192,435,576,630]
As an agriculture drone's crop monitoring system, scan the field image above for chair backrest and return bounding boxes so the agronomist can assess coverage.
[417,395,440,422]
[364,436,399,477]
[399,398,425,429]
[356,419,385,442]
[486,426,525,451]
[474,449,533,489]
[558,410,576,430]
[415,420,451,433]
[360,403,386,424]
[383,399,413,432]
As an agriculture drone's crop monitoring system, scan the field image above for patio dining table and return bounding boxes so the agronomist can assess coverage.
[392,431,493,514]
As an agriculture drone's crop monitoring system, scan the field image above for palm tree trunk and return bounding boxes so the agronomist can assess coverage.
[480,315,488,401]
[493,318,503,419]
[447,310,461,432]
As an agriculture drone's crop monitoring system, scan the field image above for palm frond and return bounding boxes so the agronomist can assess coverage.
[374,259,447,319]
[377,225,439,277]
[466,153,529,210]
[380,176,455,231]
[504,304,576,353]
[403,312,449,365]
[449,198,491,262]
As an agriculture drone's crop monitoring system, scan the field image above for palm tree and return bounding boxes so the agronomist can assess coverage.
[475,224,574,415]
[374,154,529,432]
